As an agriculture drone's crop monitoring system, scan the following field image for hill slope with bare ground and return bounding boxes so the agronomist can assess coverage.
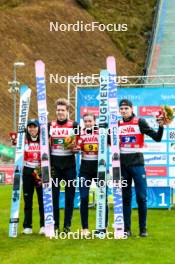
[0,0,156,144]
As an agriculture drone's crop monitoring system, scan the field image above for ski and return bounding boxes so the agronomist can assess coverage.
[35,60,55,238]
[107,56,125,239]
[9,85,31,237]
[95,69,108,236]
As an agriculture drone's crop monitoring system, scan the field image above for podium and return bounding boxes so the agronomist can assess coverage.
[59,187,174,209]
[132,186,174,209]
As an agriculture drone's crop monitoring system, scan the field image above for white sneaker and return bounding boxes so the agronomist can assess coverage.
[22,228,33,234]
[81,229,90,237]
[39,226,45,235]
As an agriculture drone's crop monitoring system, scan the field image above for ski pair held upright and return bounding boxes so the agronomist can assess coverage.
[96,57,124,239]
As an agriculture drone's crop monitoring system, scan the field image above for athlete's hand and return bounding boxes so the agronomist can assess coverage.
[156,118,164,127]
[155,106,174,126]
[71,145,81,153]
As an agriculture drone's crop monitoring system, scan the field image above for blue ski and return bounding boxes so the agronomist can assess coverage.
[9,85,31,237]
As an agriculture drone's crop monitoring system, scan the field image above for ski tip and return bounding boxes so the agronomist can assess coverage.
[35,60,45,76]
[35,60,44,65]
[20,84,28,89]
[20,85,31,96]
[20,85,28,94]
[106,56,115,65]
[100,69,109,82]
[100,69,108,76]
[106,56,115,61]
[106,56,116,74]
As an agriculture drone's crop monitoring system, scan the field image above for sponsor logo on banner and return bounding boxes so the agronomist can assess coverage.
[147,179,167,187]
[120,125,139,135]
[168,130,175,141]
[80,107,99,117]
[169,167,175,177]
[84,94,98,102]
[0,165,14,184]
[145,166,167,176]
[144,142,167,153]
[5,174,14,184]
[169,155,175,165]
[139,106,161,116]
[144,154,167,165]
[169,179,175,187]
[169,142,175,152]
[0,172,5,183]
[122,136,136,143]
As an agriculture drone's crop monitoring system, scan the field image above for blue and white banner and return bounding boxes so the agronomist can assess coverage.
[76,86,175,189]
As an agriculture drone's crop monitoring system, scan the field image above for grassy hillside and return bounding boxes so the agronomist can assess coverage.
[0,0,156,144]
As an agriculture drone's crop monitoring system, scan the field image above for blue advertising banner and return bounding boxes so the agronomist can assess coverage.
[76,86,175,207]
[59,187,173,209]
[132,187,173,209]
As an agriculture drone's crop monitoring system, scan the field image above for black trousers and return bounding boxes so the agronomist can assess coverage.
[121,165,147,230]
[52,165,76,229]
[22,166,44,228]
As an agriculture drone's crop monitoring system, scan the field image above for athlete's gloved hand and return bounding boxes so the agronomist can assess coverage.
[71,145,81,153]
[32,166,42,187]
[156,118,164,127]
[156,105,174,126]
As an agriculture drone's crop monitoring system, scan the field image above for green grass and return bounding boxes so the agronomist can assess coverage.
[0,185,175,264]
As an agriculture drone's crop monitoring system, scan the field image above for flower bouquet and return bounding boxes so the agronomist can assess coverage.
[64,135,76,149]
[32,166,42,187]
[156,106,174,125]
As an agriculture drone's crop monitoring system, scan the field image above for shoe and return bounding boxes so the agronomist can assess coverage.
[140,228,148,237]
[94,229,106,238]
[39,226,45,235]
[22,228,32,234]
[63,226,70,234]
[124,229,132,237]
[81,229,90,237]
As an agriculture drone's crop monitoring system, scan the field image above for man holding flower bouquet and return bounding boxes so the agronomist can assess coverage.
[118,99,173,237]
[49,98,79,233]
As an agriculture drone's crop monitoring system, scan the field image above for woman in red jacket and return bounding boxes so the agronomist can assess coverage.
[78,112,108,236]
